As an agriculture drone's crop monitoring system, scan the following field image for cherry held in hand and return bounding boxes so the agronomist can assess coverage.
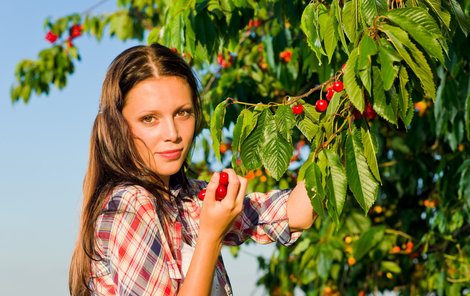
[197,171,229,201]
[219,171,229,185]
[216,185,227,201]
[198,188,206,201]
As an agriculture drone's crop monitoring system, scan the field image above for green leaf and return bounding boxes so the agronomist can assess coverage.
[263,35,276,70]
[210,99,228,161]
[381,261,402,274]
[240,107,269,170]
[333,0,350,54]
[259,130,293,180]
[326,92,342,116]
[372,65,398,125]
[346,127,379,213]
[147,27,160,44]
[296,116,319,142]
[353,226,385,260]
[275,105,296,142]
[231,109,252,168]
[360,124,381,183]
[342,0,359,43]
[378,38,401,91]
[324,149,347,220]
[379,24,436,100]
[303,103,322,123]
[301,3,326,62]
[304,162,326,218]
[386,7,445,63]
[457,160,470,201]
[358,35,378,71]
[361,0,387,26]
[357,35,378,94]
[423,0,451,30]
[398,66,414,126]
[192,11,218,56]
[344,48,365,112]
[319,6,338,62]
[449,0,470,36]
[466,92,470,141]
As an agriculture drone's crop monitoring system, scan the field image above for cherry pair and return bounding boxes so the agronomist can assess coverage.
[197,171,229,201]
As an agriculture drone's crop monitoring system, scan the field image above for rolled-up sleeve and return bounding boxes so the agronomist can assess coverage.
[223,189,302,247]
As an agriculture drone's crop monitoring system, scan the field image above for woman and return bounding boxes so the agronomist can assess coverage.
[69,43,316,296]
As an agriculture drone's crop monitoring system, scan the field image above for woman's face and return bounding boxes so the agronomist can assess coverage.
[122,76,196,186]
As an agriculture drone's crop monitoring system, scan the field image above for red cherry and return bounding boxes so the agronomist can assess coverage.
[315,99,328,112]
[198,188,206,201]
[332,81,344,92]
[217,53,224,65]
[45,31,58,43]
[292,104,303,115]
[364,101,377,120]
[352,108,362,120]
[216,185,227,200]
[69,24,82,38]
[325,87,334,101]
[279,49,292,63]
[219,172,229,185]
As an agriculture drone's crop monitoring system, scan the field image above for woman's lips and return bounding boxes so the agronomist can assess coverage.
[156,149,183,160]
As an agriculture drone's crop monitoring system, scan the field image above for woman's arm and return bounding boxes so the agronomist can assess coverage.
[179,170,246,295]
[286,180,317,232]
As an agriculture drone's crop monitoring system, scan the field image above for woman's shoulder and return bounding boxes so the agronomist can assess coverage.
[103,184,155,213]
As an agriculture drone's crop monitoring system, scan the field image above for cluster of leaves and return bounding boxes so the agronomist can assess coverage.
[11,0,470,294]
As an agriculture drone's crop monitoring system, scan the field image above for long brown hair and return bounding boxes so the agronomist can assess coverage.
[69,43,202,295]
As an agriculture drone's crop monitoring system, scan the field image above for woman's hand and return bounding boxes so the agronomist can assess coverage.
[198,169,247,244]
[178,170,246,295]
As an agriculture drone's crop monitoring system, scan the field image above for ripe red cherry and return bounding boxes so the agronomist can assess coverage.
[69,24,82,38]
[45,31,58,43]
[325,87,334,101]
[219,172,229,185]
[292,104,303,115]
[197,188,206,201]
[332,81,344,92]
[315,99,328,112]
[364,101,377,120]
[216,185,227,200]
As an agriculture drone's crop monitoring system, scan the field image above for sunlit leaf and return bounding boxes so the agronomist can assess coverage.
[304,161,326,218]
[360,123,381,183]
[324,149,347,220]
[346,127,379,213]
[379,24,436,100]
[344,48,365,112]
[353,226,385,260]
[210,99,228,161]
[386,7,445,63]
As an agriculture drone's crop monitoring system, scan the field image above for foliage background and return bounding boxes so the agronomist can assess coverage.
[3,0,470,295]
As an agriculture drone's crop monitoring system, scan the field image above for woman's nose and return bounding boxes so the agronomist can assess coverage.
[163,118,179,142]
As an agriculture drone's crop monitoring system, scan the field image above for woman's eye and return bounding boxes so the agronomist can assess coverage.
[141,115,155,123]
[177,109,192,117]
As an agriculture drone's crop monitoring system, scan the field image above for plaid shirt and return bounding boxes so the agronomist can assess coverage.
[90,179,301,295]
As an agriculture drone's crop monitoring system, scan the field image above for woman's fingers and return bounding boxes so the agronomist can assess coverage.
[221,169,240,203]
[204,172,220,204]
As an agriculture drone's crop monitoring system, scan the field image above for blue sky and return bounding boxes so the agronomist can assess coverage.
[0,1,274,295]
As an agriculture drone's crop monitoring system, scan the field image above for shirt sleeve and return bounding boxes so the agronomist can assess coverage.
[222,189,302,247]
[92,186,175,296]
